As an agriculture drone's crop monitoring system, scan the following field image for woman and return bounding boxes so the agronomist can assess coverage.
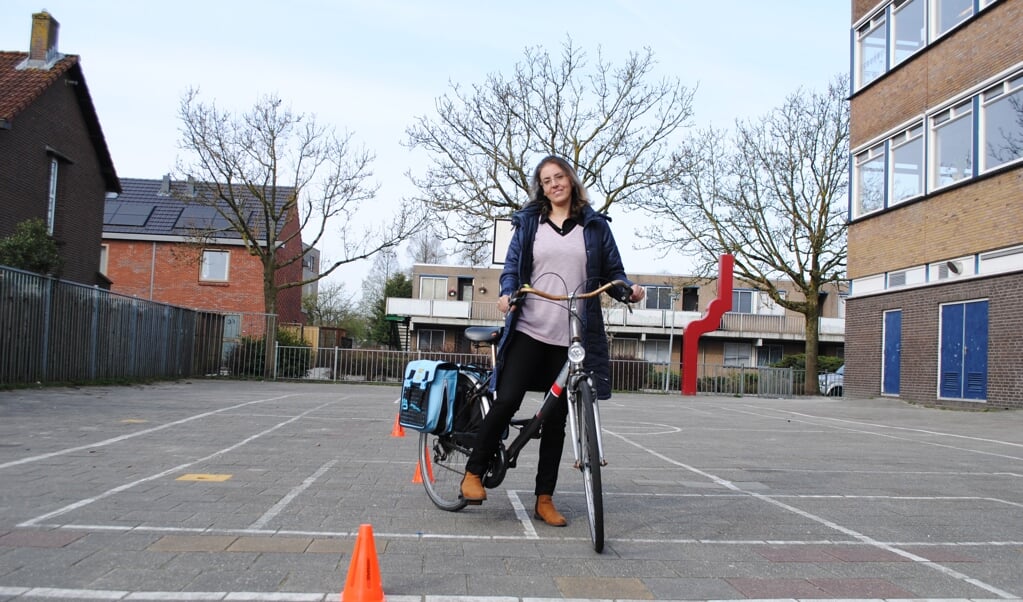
[460,155,644,526]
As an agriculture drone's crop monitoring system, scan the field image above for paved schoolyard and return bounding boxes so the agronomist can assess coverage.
[0,380,1021,601]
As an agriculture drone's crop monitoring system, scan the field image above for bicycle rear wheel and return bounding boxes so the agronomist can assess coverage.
[419,431,469,511]
[419,370,487,511]
[576,379,604,552]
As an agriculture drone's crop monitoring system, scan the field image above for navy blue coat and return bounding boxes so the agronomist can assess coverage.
[493,202,635,399]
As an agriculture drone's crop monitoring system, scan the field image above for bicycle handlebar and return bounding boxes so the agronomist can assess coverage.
[515,279,631,302]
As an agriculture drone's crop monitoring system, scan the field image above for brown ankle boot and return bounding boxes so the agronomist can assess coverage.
[534,494,567,526]
[460,471,486,504]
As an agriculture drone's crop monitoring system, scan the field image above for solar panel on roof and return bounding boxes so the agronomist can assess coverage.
[175,205,231,230]
[105,203,154,226]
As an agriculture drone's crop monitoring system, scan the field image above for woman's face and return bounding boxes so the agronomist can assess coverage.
[539,162,572,209]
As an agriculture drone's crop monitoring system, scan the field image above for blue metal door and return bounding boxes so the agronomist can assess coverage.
[939,301,988,400]
[882,310,901,395]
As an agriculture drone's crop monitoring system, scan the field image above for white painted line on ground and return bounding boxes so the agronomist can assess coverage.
[0,587,1012,602]
[17,402,333,528]
[725,405,1023,461]
[604,427,1022,600]
[250,459,338,529]
[508,490,539,539]
[0,394,306,471]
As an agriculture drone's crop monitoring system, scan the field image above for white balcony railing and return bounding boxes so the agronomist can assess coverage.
[386,297,845,338]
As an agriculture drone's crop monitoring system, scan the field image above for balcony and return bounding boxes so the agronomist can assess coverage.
[385,298,844,341]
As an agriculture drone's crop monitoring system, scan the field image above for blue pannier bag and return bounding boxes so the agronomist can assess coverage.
[398,360,458,434]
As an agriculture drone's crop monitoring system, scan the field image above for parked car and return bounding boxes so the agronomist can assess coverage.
[819,365,844,396]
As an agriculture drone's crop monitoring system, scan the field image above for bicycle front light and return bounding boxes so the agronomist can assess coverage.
[568,341,586,363]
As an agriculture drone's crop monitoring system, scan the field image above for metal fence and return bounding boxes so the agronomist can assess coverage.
[1,266,200,385]
[273,344,801,397]
[1,264,805,397]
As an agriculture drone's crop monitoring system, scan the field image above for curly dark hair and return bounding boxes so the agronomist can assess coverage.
[526,155,590,218]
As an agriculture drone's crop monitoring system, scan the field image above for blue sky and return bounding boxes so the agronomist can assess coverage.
[1,1,852,287]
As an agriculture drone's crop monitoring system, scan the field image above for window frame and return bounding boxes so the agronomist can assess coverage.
[856,11,888,89]
[417,329,445,351]
[199,249,231,282]
[889,123,926,205]
[929,98,975,190]
[723,341,753,367]
[854,142,887,218]
[419,276,448,300]
[979,73,1023,173]
[46,157,59,235]
[851,0,999,93]
[644,285,674,310]
[731,289,755,314]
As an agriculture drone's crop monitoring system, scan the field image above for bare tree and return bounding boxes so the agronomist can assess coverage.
[643,77,850,393]
[177,89,423,317]
[406,226,447,266]
[404,37,695,262]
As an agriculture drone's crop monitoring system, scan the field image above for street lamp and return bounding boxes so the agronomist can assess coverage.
[664,293,679,392]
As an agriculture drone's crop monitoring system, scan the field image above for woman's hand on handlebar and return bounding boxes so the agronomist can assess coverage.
[498,294,514,314]
[627,283,645,304]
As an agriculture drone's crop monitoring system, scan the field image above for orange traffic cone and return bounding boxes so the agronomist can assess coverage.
[340,524,384,602]
[390,413,404,438]
[412,456,434,484]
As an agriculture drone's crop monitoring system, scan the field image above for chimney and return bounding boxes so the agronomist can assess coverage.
[159,174,171,196]
[23,11,62,69]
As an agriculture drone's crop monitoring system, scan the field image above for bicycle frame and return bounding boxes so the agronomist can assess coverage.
[502,290,606,472]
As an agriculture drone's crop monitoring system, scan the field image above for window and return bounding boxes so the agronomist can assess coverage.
[644,339,670,363]
[644,285,673,310]
[99,244,109,276]
[200,250,230,282]
[732,290,754,314]
[852,0,998,92]
[723,342,753,367]
[854,143,886,217]
[419,276,447,300]
[892,0,925,65]
[890,124,924,204]
[681,286,699,311]
[758,290,785,316]
[934,0,973,38]
[981,73,1023,171]
[931,99,974,189]
[856,13,887,88]
[417,329,445,351]
[757,344,783,367]
[611,337,639,359]
[47,157,59,235]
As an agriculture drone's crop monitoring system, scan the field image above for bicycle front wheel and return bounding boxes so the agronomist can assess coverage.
[419,431,469,511]
[576,378,604,552]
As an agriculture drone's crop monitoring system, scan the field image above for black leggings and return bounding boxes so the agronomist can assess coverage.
[466,332,568,496]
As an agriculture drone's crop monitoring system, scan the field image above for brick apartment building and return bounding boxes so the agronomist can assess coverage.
[0,11,119,287]
[846,0,1022,407]
[102,176,307,324]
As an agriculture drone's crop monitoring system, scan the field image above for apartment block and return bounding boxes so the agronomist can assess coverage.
[847,0,1022,407]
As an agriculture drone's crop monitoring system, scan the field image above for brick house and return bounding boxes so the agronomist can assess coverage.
[846,0,1022,408]
[0,11,120,287]
[102,176,307,324]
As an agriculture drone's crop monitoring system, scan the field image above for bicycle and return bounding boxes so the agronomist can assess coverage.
[415,278,631,553]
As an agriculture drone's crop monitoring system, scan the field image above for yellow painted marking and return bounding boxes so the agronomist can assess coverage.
[176,474,232,482]
[121,419,148,424]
